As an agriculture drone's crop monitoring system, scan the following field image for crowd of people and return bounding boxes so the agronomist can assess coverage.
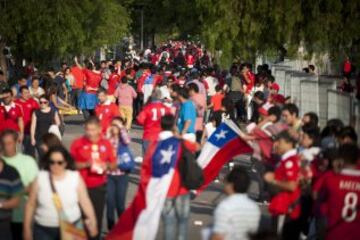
[0,40,359,240]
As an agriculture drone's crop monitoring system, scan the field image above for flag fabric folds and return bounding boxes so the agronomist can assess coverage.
[106,136,181,240]
[107,119,253,240]
[197,119,253,190]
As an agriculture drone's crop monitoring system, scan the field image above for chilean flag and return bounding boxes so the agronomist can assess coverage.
[197,119,253,190]
[106,136,181,240]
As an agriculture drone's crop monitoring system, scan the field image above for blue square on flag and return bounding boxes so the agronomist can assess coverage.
[152,137,179,178]
[208,123,237,148]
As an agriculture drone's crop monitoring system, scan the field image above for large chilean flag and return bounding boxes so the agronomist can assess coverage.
[106,136,181,240]
[197,119,253,190]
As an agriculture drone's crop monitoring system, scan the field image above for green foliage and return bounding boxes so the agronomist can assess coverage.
[0,0,130,65]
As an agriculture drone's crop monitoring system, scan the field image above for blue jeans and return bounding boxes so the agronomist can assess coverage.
[33,223,60,240]
[161,194,190,240]
[106,174,129,230]
[142,140,150,156]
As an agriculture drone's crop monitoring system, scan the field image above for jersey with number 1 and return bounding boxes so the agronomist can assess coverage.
[136,101,171,141]
[320,169,360,240]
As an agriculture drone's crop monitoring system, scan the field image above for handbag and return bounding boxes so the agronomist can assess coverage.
[117,141,135,172]
[49,174,87,240]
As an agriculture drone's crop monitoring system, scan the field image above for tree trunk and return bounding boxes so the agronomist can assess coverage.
[0,40,8,81]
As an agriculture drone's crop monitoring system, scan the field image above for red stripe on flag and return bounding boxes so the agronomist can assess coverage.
[199,137,253,191]
[106,141,158,240]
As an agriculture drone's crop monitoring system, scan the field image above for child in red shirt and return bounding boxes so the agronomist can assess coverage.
[208,85,224,112]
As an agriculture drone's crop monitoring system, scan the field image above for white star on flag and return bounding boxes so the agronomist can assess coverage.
[160,145,175,164]
[215,130,228,141]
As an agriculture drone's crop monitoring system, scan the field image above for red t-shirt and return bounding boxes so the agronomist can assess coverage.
[186,54,195,66]
[211,93,224,111]
[0,103,23,133]
[108,73,120,95]
[70,66,85,89]
[320,169,360,240]
[70,136,116,188]
[95,102,120,133]
[269,152,301,219]
[15,98,39,134]
[137,102,172,141]
[136,70,151,93]
[344,60,352,73]
[83,69,101,94]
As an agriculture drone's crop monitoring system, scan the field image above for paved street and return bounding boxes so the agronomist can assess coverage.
[63,115,271,239]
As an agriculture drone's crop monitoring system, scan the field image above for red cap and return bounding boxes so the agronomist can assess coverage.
[271,83,280,91]
[272,94,286,104]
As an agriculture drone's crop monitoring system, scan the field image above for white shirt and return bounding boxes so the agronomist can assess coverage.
[204,76,219,96]
[213,194,261,240]
[35,170,81,227]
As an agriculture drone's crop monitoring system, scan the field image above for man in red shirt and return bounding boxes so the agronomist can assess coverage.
[137,89,171,154]
[319,144,360,240]
[95,88,120,133]
[264,130,301,239]
[0,89,24,142]
[70,62,85,109]
[107,66,120,102]
[70,117,116,239]
[14,86,39,156]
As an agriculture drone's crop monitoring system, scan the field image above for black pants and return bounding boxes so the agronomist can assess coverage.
[11,222,22,240]
[88,185,106,240]
[83,109,95,120]
[71,89,82,108]
[0,219,12,240]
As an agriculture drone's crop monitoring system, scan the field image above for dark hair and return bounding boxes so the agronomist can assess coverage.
[215,85,222,92]
[187,83,199,93]
[121,76,128,84]
[221,97,235,119]
[2,88,13,96]
[321,119,344,138]
[225,166,250,193]
[303,112,319,127]
[38,94,50,101]
[41,146,76,170]
[209,111,223,128]
[249,231,278,240]
[0,129,19,143]
[339,126,358,143]
[161,114,175,131]
[254,91,265,102]
[337,144,359,165]
[309,65,315,71]
[178,87,189,99]
[84,116,100,126]
[41,133,62,149]
[112,116,126,125]
[275,130,297,146]
[32,76,40,82]
[282,103,299,117]
[97,88,107,95]
[19,86,29,93]
[302,124,320,147]
[268,106,281,122]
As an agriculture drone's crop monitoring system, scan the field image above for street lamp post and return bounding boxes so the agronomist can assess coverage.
[140,7,144,50]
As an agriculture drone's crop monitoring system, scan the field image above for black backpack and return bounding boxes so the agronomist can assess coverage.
[178,141,204,190]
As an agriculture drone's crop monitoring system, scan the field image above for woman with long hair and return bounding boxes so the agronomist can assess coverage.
[23,146,97,240]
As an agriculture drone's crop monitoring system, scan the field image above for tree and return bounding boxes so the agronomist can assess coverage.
[0,0,130,73]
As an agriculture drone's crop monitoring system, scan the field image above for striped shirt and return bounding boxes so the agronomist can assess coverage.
[0,162,24,220]
[213,194,261,240]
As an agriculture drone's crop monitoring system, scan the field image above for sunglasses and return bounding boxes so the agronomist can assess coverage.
[40,101,48,104]
[49,160,65,166]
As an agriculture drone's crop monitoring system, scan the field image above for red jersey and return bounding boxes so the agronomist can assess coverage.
[0,103,23,133]
[70,136,116,188]
[95,101,120,133]
[186,54,195,67]
[269,150,301,219]
[15,98,39,134]
[107,73,120,95]
[83,69,101,94]
[320,169,360,240]
[70,66,85,89]
[344,60,352,73]
[136,101,172,141]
